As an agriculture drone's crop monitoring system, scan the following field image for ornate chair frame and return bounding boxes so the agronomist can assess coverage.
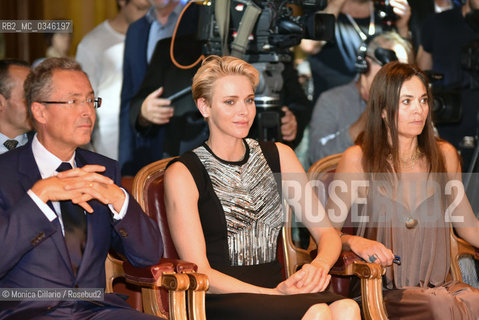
[104,157,208,320]
[132,157,209,320]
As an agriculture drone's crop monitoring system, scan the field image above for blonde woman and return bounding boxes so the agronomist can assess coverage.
[164,56,360,320]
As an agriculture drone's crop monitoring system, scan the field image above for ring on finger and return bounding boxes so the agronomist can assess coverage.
[368,255,378,263]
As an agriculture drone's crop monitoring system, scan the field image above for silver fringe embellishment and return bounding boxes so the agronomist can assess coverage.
[195,139,283,266]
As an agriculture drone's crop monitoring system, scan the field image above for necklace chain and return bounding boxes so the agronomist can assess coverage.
[388,148,422,170]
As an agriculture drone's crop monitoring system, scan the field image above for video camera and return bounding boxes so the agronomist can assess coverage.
[197,0,335,141]
[427,36,479,125]
[198,0,334,61]
[428,8,479,125]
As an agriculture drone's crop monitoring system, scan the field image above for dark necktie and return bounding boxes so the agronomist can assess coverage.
[56,162,87,276]
[3,139,18,151]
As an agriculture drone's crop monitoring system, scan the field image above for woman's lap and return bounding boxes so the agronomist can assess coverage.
[384,281,479,320]
[205,291,345,320]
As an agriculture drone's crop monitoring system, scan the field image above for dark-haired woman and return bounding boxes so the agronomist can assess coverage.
[328,61,479,319]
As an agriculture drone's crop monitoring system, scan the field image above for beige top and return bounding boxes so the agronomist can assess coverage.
[355,177,451,289]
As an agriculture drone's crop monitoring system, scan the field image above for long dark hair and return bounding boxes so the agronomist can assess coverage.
[359,62,446,174]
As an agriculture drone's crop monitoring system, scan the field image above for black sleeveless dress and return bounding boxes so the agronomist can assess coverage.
[175,139,344,320]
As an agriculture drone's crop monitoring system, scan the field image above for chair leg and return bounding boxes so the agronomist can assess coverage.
[141,287,168,319]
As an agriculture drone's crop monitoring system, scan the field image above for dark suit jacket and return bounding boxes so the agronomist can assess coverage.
[129,33,206,159]
[0,141,163,318]
[119,15,152,176]
[119,6,200,176]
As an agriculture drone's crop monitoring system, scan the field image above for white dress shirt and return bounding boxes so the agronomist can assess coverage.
[27,135,128,235]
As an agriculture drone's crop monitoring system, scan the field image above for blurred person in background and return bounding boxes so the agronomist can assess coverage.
[416,0,479,168]
[119,0,195,175]
[301,0,411,104]
[76,0,150,160]
[408,0,459,51]
[309,31,413,164]
[0,59,32,154]
[33,29,72,68]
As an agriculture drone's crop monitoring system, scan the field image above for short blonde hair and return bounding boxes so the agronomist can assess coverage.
[192,55,259,104]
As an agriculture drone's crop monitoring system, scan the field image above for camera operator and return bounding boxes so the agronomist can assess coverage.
[309,31,413,163]
[195,1,333,148]
[125,0,311,176]
[300,0,411,103]
[416,0,479,168]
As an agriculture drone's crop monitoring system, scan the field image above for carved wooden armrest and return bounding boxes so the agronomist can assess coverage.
[122,258,203,287]
[160,258,198,273]
[123,258,208,320]
[123,260,175,285]
[330,251,385,278]
[121,259,190,319]
[330,251,388,320]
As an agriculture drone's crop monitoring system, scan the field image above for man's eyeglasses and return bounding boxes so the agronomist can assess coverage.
[38,97,102,109]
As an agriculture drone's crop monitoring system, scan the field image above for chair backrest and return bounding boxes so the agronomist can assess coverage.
[283,153,344,276]
[103,176,145,312]
[449,225,479,281]
[107,157,177,317]
[308,153,343,183]
[132,157,179,259]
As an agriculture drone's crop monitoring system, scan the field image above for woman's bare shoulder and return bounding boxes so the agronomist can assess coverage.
[437,140,461,173]
[165,160,190,178]
[438,140,458,155]
[343,145,363,158]
[337,145,364,173]
[164,160,197,193]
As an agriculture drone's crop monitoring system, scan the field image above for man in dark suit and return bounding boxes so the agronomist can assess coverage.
[0,57,162,319]
[0,59,32,155]
[119,0,198,176]
[129,33,206,160]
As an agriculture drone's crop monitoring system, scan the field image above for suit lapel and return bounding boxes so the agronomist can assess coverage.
[18,141,42,192]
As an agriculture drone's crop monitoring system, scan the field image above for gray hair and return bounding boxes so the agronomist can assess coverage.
[24,57,84,123]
